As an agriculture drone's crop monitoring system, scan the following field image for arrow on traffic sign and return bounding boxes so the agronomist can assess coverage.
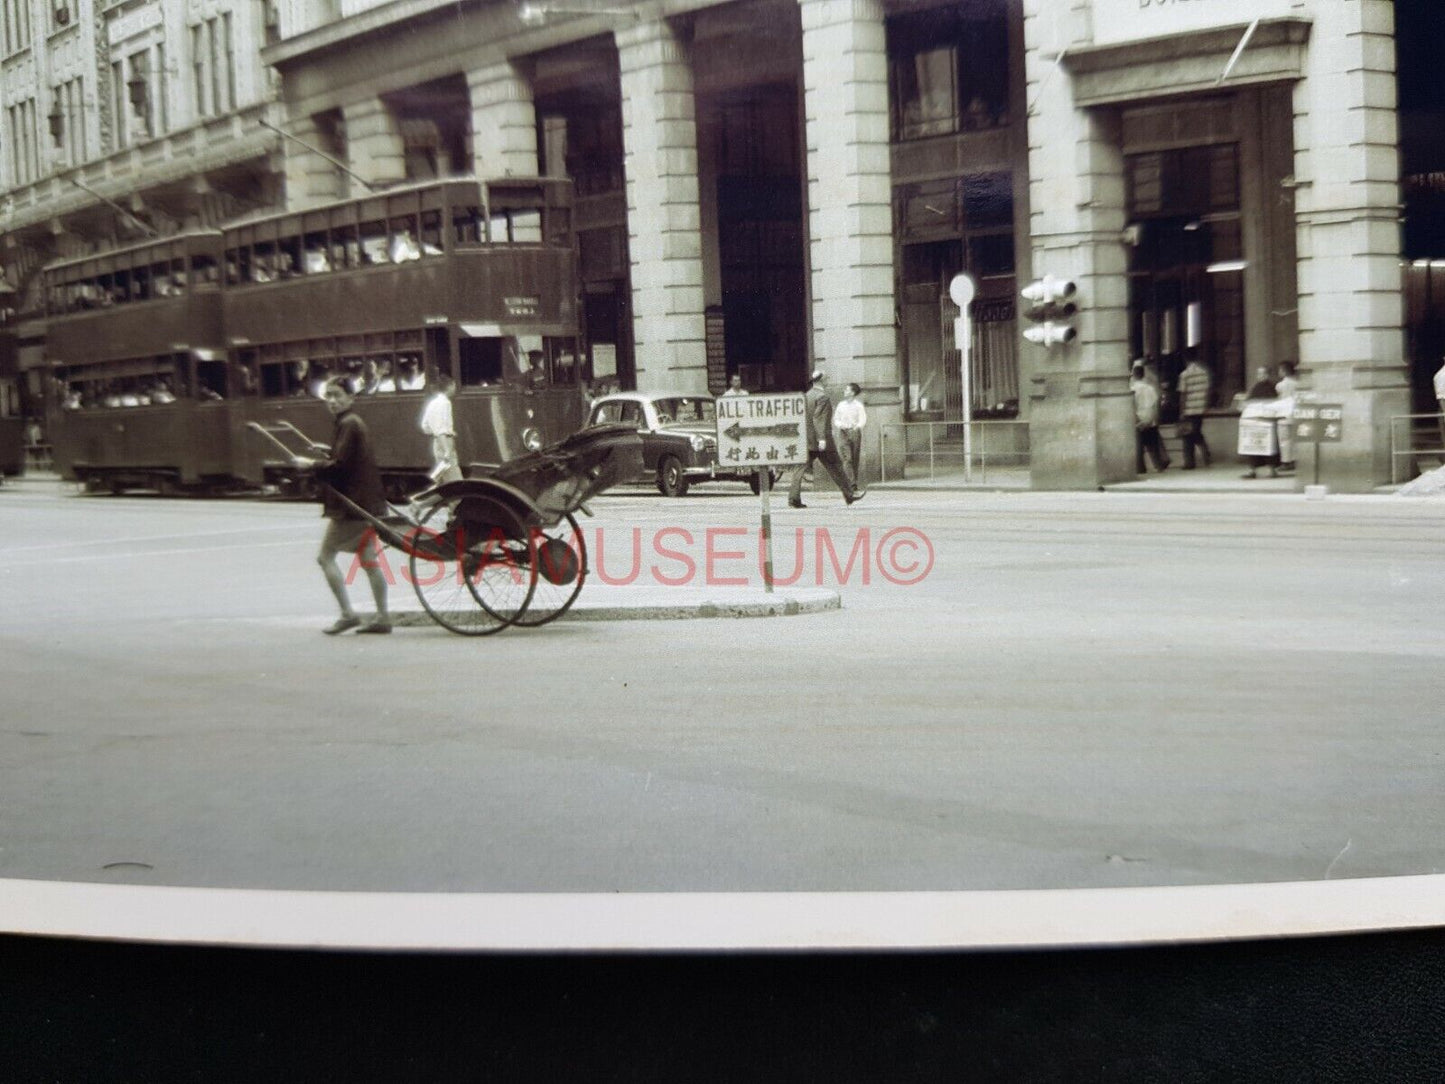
[723,421,802,441]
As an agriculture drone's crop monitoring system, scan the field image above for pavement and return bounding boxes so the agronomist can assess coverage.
[870,461,1403,495]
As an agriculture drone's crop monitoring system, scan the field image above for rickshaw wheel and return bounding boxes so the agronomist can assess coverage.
[407,499,537,636]
[511,512,587,628]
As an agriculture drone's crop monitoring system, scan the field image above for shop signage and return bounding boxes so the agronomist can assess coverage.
[1292,403,1343,444]
[716,393,807,468]
[1093,0,1296,47]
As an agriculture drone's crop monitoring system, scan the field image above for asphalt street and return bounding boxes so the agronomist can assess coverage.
[1,479,1443,894]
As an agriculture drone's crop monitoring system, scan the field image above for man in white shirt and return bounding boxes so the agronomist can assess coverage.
[419,374,461,486]
[832,382,867,488]
[1435,358,1445,445]
[721,374,748,397]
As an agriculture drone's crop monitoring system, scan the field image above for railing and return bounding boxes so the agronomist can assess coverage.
[878,419,1029,484]
[1388,412,1445,485]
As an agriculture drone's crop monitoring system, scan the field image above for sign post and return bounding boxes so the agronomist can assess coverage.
[716,392,809,593]
[1291,401,1343,494]
[950,273,977,483]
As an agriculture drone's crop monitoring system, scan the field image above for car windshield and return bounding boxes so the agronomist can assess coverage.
[653,397,716,425]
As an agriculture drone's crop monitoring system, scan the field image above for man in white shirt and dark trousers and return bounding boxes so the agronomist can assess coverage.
[419,373,461,488]
[832,382,867,490]
[1435,357,1445,446]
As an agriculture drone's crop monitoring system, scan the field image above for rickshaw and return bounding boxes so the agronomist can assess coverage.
[250,420,642,634]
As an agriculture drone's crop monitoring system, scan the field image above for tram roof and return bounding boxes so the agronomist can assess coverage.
[218,174,569,233]
[42,230,225,275]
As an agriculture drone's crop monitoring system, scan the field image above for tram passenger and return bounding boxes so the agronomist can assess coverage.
[390,228,422,263]
[373,360,396,394]
[293,379,393,636]
[397,358,426,391]
[306,363,330,400]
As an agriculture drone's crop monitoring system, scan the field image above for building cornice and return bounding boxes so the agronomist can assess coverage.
[1060,18,1313,108]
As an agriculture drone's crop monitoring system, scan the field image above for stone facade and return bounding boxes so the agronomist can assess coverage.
[616,19,707,393]
[799,0,900,483]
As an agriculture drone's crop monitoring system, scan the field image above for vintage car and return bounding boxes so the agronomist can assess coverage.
[586,390,776,496]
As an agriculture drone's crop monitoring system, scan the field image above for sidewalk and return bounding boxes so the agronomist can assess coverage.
[871,462,1315,494]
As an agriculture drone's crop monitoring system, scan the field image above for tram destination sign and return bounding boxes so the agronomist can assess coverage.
[716,392,808,468]
[1292,403,1343,444]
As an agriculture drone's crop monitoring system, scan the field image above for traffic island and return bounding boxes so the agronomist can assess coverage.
[380,585,841,627]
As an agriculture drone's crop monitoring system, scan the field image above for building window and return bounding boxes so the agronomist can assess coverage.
[191,24,206,116]
[222,13,235,109]
[3,0,32,55]
[888,4,1010,141]
[129,52,154,139]
[51,76,85,167]
[8,98,39,184]
[897,171,1018,419]
[192,17,234,119]
[112,60,128,149]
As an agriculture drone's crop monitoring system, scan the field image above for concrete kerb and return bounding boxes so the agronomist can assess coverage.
[384,586,842,626]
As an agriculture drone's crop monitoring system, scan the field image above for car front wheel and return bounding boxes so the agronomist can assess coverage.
[656,455,689,497]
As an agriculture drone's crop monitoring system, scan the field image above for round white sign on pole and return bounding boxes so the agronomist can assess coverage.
[949,273,977,483]
[949,273,976,308]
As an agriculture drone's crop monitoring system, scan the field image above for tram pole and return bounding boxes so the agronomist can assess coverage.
[759,468,774,594]
[259,118,378,194]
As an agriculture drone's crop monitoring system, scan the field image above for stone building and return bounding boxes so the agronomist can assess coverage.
[0,0,283,389]
[3,0,1439,491]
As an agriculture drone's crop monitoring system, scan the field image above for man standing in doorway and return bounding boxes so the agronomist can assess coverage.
[1130,363,1168,473]
[1177,354,1213,470]
[721,373,749,397]
[788,368,864,509]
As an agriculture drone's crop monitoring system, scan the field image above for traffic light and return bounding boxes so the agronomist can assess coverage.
[1021,274,1078,346]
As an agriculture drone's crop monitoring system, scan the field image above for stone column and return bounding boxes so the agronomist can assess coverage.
[1019,0,1135,490]
[616,19,707,393]
[341,97,406,189]
[1290,0,1407,491]
[282,114,345,210]
[799,0,898,485]
[467,61,539,179]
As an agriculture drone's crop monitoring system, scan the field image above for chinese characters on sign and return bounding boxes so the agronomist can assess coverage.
[1292,403,1343,444]
[715,393,808,467]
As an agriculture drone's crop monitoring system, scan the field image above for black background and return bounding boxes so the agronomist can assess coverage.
[4,928,1445,1081]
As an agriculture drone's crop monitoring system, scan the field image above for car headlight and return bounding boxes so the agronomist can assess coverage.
[690,434,707,452]
[522,427,544,451]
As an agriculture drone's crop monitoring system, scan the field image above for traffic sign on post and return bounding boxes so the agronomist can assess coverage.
[1291,401,1343,488]
[717,393,808,595]
[716,393,808,469]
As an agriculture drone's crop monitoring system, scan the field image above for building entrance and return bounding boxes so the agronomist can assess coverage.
[1125,144,1247,416]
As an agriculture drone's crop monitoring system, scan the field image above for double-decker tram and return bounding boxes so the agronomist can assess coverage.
[39,176,588,496]
[224,176,587,496]
[44,232,230,493]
